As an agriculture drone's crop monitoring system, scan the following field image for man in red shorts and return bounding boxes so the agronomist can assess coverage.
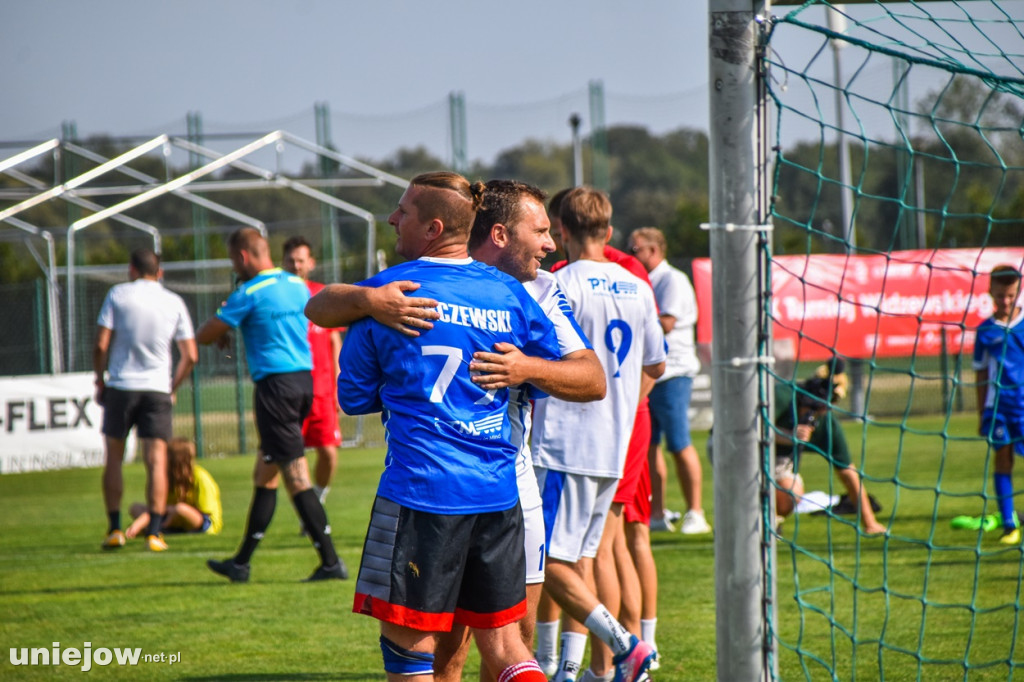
[534,189,664,679]
[283,236,343,509]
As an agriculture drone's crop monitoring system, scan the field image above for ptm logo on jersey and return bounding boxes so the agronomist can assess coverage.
[587,277,638,296]
[442,412,505,437]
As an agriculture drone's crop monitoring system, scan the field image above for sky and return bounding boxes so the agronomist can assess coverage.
[1,0,714,167]
[2,1,1021,170]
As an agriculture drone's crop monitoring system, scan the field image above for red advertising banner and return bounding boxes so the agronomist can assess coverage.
[692,248,1024,362]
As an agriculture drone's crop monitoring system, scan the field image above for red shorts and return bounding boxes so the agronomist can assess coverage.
[623,455,652,525]
[302,394,341,448]
[614,399,651,505]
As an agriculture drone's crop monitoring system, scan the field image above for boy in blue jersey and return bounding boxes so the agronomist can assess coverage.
[973,265,1024,545]
[335,172,559,682]
[196,228,346,582]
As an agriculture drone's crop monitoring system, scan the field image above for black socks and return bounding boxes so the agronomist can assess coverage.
[292,488,339,568]
[234,487,277,565]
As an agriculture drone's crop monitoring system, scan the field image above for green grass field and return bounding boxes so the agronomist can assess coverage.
[1,415,1021,680]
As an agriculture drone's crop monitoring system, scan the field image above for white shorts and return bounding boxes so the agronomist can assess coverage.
[775,456,803,488]
[518,459,546,584]
[536,466,618,563]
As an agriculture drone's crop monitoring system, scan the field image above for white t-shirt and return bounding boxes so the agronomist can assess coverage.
[97,279,195,393]
[648,259,700,381]
[510,270,592,507]
[532,260,666,477]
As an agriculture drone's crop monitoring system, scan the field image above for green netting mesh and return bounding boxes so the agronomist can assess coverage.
[763,2,1024,679]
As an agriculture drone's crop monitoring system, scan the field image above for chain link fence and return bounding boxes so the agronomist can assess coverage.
[1,250,385,458]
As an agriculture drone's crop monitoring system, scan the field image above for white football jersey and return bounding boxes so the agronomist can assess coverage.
[510,270,592,506]
[532,260,666,477]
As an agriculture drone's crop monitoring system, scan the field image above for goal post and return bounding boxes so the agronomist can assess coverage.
[708,2,775,680]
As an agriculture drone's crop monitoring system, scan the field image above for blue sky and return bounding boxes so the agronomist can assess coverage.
[1,1,713,165]
[2,1,1019,168]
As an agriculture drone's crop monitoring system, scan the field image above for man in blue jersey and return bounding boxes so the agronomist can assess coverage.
[974,264,1024,545]
[307,179,607,682]
[328,172,560,682]
[196,227,346,583]
[436,179,605,682]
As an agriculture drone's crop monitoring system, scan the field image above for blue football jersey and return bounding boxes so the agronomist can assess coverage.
[338,257,561,514]
[216,268,312,381]
[973,313,1024,417]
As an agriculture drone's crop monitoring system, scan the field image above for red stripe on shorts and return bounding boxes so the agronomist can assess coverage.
[353,592,454,632]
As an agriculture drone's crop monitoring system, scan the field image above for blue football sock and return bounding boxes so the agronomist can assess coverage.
[994,473,1016,530]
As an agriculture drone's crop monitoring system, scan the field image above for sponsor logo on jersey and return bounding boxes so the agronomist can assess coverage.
[441,411,506,437]
[435,302,512,332]
[586,277,639,296]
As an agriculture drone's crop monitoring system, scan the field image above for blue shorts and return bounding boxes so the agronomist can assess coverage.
[649,375,693,453]
[980,408,1024,456]
[165,513,213,534]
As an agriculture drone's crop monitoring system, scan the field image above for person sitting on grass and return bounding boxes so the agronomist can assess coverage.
[774,359,887,535]
[126,438,223,538]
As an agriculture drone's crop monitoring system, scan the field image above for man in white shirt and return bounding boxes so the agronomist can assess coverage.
[628,227,711,535]
[305,179,607,682]
[532,186,666,682]
[94,248,197,552]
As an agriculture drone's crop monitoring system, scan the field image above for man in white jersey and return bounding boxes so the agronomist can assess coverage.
[305,179,607,681]
[532,187,666,682]
[94,248,197,552]
[628,226,711,535]
[435,179,605,682]
[308,172,563,682]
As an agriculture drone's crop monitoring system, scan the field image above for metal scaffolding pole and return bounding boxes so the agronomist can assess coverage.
[708,1,771,680]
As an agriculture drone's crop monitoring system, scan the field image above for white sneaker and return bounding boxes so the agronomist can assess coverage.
[649,646,661,671]
[578,669,614,682]
[649,516,676,532]
[680,510,712,535]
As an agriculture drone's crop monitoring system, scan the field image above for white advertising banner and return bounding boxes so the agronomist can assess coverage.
[0,372,134,474]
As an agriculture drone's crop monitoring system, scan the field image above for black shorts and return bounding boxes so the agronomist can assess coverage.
[101,388,172,441]
[254,371,313,464]
[353,496,527,633]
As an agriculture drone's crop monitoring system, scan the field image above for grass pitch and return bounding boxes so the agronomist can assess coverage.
[0,414,1021,680]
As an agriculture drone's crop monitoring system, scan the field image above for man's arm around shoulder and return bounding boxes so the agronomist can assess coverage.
[469,346,606,402]
[306,281,439,337]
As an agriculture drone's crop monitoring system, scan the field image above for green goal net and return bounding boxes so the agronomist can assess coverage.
[763,1,1024,679]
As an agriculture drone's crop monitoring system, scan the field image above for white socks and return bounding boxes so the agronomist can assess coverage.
[553,631,587,682]
[641,617,658,650]
[534,620,560,663]
[583,604,632,656]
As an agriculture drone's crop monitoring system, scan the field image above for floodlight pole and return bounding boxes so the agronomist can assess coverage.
[709,1,772,681]
[569,113,583,187]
